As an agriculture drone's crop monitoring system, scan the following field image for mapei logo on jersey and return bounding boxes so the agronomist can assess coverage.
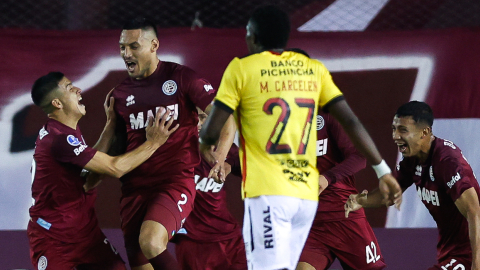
[204,84,213,92]
[162,80,177,95]
[126,95,135,106]
[194,175,224,193]
[447,172,461,189]
[417,186,440,206]
[415,165,422,176]
[316,138,328,156]
[67,135,81,146]
[39,127,49,140]
[316,115,325,130]
[129,104,179,130]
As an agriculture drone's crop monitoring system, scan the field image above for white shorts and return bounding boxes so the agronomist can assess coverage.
[243,195,317,270]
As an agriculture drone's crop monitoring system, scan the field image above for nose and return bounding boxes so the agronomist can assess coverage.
[75,87,82,94]
[124,46,132,58]
[392,130,400,140]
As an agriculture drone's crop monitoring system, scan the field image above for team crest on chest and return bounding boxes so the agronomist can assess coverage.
[316,115,325,130]
[162,80,177,95]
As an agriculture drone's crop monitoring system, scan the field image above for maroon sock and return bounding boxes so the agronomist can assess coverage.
[148,250,180,270]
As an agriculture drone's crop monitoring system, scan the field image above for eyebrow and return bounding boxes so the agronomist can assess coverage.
[119,41,140,46]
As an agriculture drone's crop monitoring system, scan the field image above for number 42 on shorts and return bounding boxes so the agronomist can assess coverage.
[366,241,381,264]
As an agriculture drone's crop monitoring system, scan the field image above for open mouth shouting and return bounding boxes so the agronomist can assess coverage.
[125,60,137,73]
[396,141,407,154]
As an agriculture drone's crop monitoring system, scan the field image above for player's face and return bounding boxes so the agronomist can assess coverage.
[57,77,86,116]
[197,112,208,134]
[392,115,424,158]
[119,29,157,80]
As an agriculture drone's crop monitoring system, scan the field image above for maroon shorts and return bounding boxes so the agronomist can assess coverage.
[299,217,386,270]
[175,232,247,270]
[27,222,125,270]
[429,256,471,270]
[120,181,195,267]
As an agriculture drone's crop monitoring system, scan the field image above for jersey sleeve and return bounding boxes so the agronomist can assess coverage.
[317,61,344,107]
[182,66,217,111]
[322,113,366,184]
[225,144,241,178]
[395,160,414,190]
[436,155,476,202]
[51,134,97,168]
[215,57,243,111]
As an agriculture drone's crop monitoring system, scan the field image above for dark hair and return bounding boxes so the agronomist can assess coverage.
[123,17,158,37]
[31,72,64,111]
[286,48,310,58]
[395,101,434,127]
[250,5,290,49]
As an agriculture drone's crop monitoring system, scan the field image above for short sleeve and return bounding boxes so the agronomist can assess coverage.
[215,58,242,112]
[317,62,343,107]
[51,134,97,168]
[182,67,217,111]
[436,156,475,202]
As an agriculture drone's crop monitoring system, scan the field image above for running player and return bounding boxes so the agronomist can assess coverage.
[199,5,401,270]
[297,110,386,270]
[28,72,176,269]
[174,110,247,270]
[110,17,235,270]
[346,101,480,270]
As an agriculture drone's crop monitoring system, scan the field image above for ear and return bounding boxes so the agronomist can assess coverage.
[51,98,62,109]
[421,126,432,138]
[151,38,159,53]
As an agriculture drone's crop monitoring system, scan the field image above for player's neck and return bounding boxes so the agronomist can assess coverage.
[138,58,160,80]
[417,135,435,163]
[48,112,80,130]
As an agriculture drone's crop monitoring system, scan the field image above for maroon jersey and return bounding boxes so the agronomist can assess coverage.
[112,61,216,193]
[29,119,98,242]
[315,111,367,222]
[178,144,242,241]
[395,137,479,261]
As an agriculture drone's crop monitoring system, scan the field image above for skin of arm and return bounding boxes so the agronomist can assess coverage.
[455,187,480,270]
[84,107,179,179]
[84,93,117,191]
[327,99,402,208]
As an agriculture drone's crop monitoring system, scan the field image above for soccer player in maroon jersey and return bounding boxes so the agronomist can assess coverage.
[110,18,235,270]
[174,110,247,270]
[346,101,480,270]
[29,72,177,270]
[297,110,386,270]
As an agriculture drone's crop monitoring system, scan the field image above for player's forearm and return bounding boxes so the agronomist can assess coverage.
[108,141,159,178]
[323,152,366,184]
[93,120,116,152]
[214,115,236,161]
[467,210,480,269]
[361,188,390,208]
[200,105,231,146]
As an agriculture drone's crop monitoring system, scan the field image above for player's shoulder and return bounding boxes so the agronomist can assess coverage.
[432,137,463,162]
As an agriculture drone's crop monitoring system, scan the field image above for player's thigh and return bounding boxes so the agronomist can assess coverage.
[429,256,471,270]
[298,233,334,270]
[175,237,230,270]
[243,195,315,270]
[330,218,385,270]
[223,232,248,270]
[76,228,126,270]
[289,199,318,268]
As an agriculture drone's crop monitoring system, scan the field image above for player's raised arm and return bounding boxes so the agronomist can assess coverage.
[455,187,480,270]
[326,98,402,209]
[84,108,178,178]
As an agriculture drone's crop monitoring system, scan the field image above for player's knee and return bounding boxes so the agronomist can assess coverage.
[138,232,168,258]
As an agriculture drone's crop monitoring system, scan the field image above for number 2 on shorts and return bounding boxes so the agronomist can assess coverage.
[177,193,187,212]
[263,98,315,154]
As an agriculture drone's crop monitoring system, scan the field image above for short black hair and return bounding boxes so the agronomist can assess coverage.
[250,5,290,49]
[123,17,158,37]
[395,101,434,127]
[31,72,64,112]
